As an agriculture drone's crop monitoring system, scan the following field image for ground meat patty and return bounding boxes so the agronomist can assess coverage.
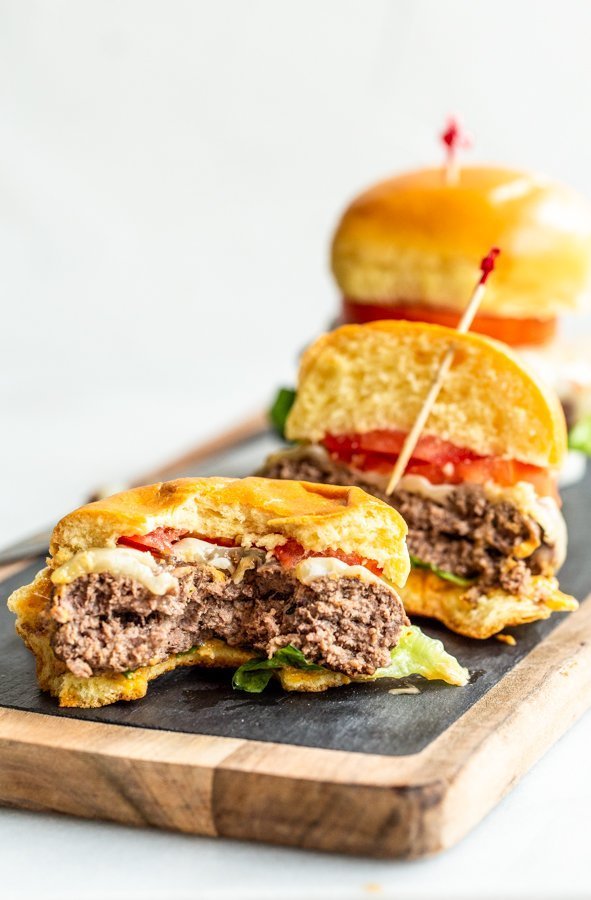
[50,558,408,680]
[260,447,558,594]
[395,488,546,593]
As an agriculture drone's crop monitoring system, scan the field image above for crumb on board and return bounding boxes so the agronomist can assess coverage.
[559,659,579,677]
[496,634,517,646]
[363,884,383,895]
[388,684,421,695]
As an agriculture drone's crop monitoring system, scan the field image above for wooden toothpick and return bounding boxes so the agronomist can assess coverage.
[441,116,472,185]
[385,248,500,496]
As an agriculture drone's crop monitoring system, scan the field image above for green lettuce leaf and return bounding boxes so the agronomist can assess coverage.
[373,626,469,686]
[568,414,591,456]
[409,554,473,587]
[232,644,324,693]
[232,630,469,693]
[269,387,297,438]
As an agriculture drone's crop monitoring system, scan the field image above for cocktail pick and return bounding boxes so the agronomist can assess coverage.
[441,116,472,184]
[385,248,500,496]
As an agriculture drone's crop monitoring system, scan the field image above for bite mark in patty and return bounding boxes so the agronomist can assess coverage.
[50,558,408,680]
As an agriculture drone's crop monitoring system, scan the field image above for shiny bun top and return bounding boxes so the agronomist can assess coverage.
[331,166,591,318]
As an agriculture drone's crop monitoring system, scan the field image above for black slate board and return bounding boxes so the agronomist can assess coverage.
[0,437,588,758]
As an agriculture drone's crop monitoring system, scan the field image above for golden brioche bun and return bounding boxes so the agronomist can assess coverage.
[7,569,351,707]
[286,321,567,468]
[331,166,591,318]
[49,476,409,587]
[400,568,576,640]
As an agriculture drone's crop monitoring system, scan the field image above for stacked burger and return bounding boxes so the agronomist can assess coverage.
[262,321,576,639]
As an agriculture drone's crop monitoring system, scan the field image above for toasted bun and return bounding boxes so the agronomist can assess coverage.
[49,476,409,588]
[286,321,567,468]
[400,568,576,639]
[331,167,591,318]
[7,569,351,707]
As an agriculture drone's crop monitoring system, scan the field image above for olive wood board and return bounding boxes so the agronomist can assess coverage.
[0,426,589,858]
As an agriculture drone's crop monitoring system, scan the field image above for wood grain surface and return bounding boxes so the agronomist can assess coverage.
[1,593,590,858]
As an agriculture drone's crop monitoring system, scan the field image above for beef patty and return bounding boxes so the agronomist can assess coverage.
[260,447,559,594]
[50,557,408,680]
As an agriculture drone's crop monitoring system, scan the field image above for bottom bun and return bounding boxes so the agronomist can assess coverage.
[400,569,577,640]
[9,569,350,709]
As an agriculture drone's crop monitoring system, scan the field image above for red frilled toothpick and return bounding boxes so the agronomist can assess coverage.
[385,248,501,495]
[441,116,472,184]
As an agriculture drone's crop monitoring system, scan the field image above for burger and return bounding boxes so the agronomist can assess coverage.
[331,165,591,459]
[261,321,577,639]
[8,475,467,708]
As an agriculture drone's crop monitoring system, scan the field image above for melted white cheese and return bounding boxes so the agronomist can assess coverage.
[396,474,455,502]
[349,468,457,502]
[293,556,390,590]
[171,538,265,577]
[51,548,178,595]
[171,537,236,570]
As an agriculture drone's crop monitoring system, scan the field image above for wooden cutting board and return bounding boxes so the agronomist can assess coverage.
[0,425,590,859]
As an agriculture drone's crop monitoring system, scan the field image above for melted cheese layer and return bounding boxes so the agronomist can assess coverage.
[293,556,391,590]
[51,548,178,595]
[171,537,236,569]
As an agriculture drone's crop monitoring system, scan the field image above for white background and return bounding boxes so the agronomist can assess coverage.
[1,2,591,897]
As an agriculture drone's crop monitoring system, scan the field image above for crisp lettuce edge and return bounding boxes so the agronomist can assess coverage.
[232,627,469,693]
[568,414,591,456]
[269,387,297,438]
[409,554,473,587]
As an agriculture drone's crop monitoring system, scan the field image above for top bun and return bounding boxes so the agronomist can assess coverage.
[286,321,567,468]
[331,167,591,318]
[50,476,410,588]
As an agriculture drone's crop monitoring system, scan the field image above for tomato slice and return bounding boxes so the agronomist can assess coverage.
[323,432,478,473]
[273,539,383,577]
[272,539,307,569]
[118,527,188,555]
[456,458,558,499]
[341,299,557,347]
[350,430,480,464]
[323,432,557,499]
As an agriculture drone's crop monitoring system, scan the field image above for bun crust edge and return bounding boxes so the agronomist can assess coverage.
[400,568,576,639]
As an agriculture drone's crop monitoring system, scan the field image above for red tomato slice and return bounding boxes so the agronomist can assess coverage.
[341,299,557,347]
[272,539,306,569]
[273,539,383,577]
[323,432,557,499]
[456,458,558,500]
[118,527,188,555]
[324,431,478,465]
